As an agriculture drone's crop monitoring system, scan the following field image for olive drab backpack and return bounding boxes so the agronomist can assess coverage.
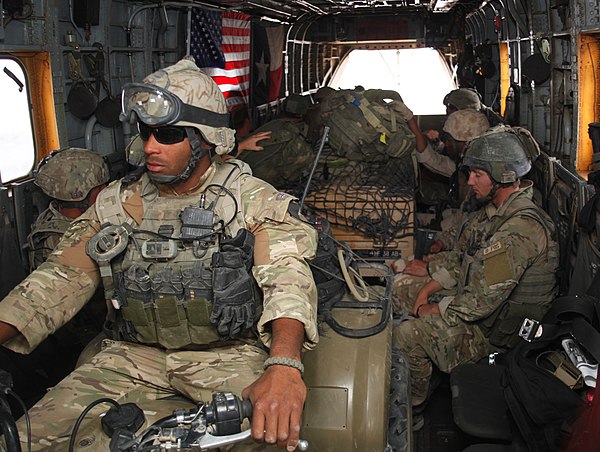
[305,88,416,162]
[238,118,314,189]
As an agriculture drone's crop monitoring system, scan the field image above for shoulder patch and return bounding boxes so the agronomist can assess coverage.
[275,192,289,201]
[483,239,513,285]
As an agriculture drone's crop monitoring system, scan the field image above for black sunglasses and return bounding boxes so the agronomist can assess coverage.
[138,123,188,145]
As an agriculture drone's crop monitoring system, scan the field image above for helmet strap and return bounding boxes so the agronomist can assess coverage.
[57,200,90,211]
[147,127,209,185]
[463,175,501,212]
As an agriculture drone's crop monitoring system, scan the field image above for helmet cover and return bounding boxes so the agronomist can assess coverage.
[462,127,532,184]
[123,57,235,155]
[35,148,109,201]
[443,88,482,111]
[443,109,490,142]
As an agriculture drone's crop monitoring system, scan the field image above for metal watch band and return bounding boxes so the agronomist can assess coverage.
[263,357,304,375]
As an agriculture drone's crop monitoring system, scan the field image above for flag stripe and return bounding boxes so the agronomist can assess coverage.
[203,66,250,78]
[192,9,251,107]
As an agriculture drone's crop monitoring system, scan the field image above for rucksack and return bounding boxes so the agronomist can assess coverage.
[238,118,314,189]
[305,88,416,161]
[499,295,600,451]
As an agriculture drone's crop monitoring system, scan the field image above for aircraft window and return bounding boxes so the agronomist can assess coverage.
[0,57,35,183]
[329,48,456,115]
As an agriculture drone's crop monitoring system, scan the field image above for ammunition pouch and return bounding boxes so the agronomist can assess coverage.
[118,262,220,348]
[483,299,548,349]
[210,229,262,339]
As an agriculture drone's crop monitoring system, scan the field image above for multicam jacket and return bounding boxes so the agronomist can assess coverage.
[0,160,319,353]
[427,181,559,348]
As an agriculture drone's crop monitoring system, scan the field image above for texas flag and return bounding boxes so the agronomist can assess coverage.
[252,23,284,105]
[190,9,251,107]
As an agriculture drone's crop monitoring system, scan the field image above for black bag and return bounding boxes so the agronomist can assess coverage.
[499,295,600,451]
[501,340,585,451]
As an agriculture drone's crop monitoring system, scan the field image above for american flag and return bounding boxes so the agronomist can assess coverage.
[190,9,251,107]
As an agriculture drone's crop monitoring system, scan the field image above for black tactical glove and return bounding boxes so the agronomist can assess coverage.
[210,229,261,339]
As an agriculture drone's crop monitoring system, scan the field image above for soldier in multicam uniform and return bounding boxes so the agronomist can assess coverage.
[27,147,110,271]
[390,101,490,245]
[391,127,559,409]
[0,57,318,451]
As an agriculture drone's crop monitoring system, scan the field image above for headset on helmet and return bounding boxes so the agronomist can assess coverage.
[120,57,236,184]
[462,127,534,184]
[34,147,109,202]
[443,109,490,142]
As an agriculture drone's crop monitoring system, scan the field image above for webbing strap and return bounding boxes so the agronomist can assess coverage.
[355,96,392,136]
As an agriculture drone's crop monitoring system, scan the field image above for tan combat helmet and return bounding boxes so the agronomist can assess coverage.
[34,147,109,202]
[443,88,482,111]
[443,109,490,142]
[120,57,235,183]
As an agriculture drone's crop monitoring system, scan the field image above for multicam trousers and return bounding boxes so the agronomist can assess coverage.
[391,273,494,407]
[6,339,276,451]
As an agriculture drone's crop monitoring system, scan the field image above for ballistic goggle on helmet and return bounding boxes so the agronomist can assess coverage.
[120,58,235,156]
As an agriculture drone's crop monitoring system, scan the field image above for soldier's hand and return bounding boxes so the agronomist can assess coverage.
[424,129,439,141]
[413,291,429,316]
[243,364,306,450]
[238,131,272,153]
[403,259,428,277]
[428,240,444,254]
[391,100,414,122]
[416,303,440,317]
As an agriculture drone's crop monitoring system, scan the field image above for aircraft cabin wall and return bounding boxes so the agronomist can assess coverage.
[1,0,600,173]
[464,0,600,173]
[1,0,187,162]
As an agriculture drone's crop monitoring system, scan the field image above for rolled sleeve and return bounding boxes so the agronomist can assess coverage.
[242,180,319,351]
[253,218,319,351]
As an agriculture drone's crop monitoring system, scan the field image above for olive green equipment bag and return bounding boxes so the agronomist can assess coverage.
[305,88,415,161]
[239,118,314,189]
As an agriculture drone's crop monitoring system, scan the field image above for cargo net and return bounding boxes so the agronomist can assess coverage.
[302,152,416,246]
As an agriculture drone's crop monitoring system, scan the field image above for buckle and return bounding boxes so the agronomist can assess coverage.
[518,318,542,342]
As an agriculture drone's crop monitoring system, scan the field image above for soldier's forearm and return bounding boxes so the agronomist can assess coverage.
[0,320,19,345]
[269,318,305,361]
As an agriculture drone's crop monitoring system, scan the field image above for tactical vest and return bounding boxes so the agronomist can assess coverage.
[93,162,254,349]
[27,203,72,271]
[459,195,559,348]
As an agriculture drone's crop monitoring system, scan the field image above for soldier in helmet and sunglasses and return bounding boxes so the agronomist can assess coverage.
[0,57,318,451]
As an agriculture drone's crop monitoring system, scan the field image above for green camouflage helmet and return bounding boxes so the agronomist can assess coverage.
[443,109,489,142]
[462,127,532,184]
[34,148,109,201]
[443,88,481,111]
[140,58,235,155]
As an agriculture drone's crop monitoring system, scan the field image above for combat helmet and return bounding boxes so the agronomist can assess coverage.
[462,126,534,184]
[443,109,490,142]
[443,88,481,111]
[120,57,235,183]
[34,147,109,202]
